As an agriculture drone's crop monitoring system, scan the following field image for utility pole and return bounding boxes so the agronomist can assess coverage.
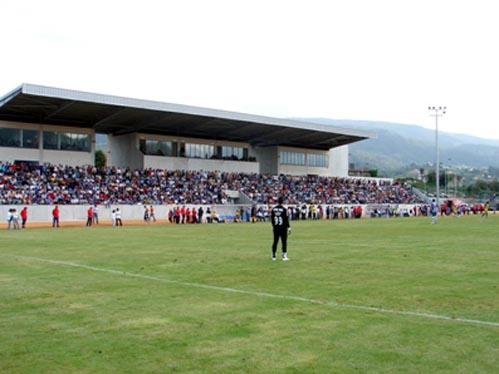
[428,106,446,209]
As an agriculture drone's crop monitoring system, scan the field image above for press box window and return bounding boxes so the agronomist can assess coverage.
[140,139,176,156]
[280,151,305,166]
[43,131,90,151]
[307,153,328,167]
[0,128,21,147]
[185,143,215,159]
[0,128,39,149]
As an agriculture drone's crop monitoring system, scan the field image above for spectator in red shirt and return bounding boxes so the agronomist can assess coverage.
[20,207,28,228]
[52,205,60,227]
[86,206,93,226]
[180,206,186,224]
[175,206,180,224]
[190,207,197,223]
[150,205,156,222]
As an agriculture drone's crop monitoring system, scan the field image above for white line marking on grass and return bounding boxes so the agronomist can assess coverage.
[3,254,499,328]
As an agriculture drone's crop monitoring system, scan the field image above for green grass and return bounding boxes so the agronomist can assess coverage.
[1,215,498,373]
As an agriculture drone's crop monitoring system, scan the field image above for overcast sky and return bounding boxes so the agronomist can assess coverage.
[2,0,498,139]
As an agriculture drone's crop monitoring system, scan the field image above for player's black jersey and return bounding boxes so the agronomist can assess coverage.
[271,205,290,230]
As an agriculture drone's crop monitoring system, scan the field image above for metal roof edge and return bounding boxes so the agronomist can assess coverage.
[281,118,377,139]
[13,84,375,139]
[0,84,24,107]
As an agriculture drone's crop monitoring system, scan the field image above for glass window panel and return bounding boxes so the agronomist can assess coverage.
[280,151,305,165]
[298,152,305,165]
[22,129,39,149]
[146,140,158,154]
[185,143,214,159]
[206,145,215,158]
[43,131,90,151]
[59,133,73,150]
[141,139,174,156]
[74,133,90,151]
[0,128,21,147]
[160,141,173,156]
[58,133,90,151]
[186,143,193,157]
[139,139,147,153]
[306,153,328,167]
[222,146,244,159]
[43,131,58,149]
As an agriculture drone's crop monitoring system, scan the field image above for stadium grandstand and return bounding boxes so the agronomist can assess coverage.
[1,84,428,224]
[0,84,374,177]
[0,163,421,206]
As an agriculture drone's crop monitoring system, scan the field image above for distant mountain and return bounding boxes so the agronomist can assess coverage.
[298,118,499,174]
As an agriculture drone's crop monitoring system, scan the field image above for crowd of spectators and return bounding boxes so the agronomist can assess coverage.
[235,174,422,205]
[1,162,424,206]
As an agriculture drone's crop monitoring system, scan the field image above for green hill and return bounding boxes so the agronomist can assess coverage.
[300,118,499,173]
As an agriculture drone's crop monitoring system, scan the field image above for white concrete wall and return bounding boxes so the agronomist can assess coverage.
[40,149,94,166]
[0,204,243,225]
[107,133,143,170]
[0,147,41,164]
[329,145,349,177]
[278,164,330,176]
[255,146,278,174]
[0,203,428,225]
[0,148,93,166]
[144,155,187,170]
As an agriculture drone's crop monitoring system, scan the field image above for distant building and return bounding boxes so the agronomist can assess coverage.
[349,167,374,177]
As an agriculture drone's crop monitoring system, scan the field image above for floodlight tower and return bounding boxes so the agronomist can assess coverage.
[428,106,446,210]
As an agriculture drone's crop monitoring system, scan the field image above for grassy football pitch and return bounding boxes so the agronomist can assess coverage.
[1,215,498,373]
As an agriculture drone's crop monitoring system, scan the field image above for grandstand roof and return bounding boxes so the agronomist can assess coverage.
[0,84,375,150]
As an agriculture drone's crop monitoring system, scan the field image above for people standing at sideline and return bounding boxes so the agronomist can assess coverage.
[197,206,204,224]
[6,208,13,229]
[52,205,60,227]
[86,206,93,226]
[115,208,123,226]
[175,206,180,224]
[93,204,99,224]
[11,209,20,229]
[111,209,116,226]
[7,208,20,230]
[271,196,291,261]
[180,205,186,224]
[431,199,438,224]
[189,207,197,223]
[20,207,28,228]
[481,201,489,218]
[150,205,156,222]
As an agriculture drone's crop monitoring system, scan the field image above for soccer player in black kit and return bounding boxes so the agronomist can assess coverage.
[271,196,290,261]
